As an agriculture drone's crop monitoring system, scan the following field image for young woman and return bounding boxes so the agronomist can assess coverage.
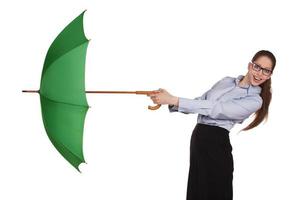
[148,50,276,200]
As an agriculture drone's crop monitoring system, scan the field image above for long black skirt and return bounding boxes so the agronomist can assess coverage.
[186,123,234,200]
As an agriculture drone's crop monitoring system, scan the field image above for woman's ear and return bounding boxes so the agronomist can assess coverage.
[248,62,252,70]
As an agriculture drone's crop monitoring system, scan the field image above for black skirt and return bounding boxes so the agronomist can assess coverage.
[186,123,234,200]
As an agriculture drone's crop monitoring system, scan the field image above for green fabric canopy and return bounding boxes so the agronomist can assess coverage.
[39,11,89,171]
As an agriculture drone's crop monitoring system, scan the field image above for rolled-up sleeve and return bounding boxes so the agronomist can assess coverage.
[177,95,263,120]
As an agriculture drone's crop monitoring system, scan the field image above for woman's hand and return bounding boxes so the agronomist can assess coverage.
[148,88,179,106]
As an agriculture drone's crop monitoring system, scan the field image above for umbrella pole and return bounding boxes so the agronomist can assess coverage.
[22,90,161,110]
[85,90,161,110]
[22,90,156,94]
[85,90,157,95]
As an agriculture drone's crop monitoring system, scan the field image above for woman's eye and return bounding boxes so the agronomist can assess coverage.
[264,69,271,74]
[254,65,261,70]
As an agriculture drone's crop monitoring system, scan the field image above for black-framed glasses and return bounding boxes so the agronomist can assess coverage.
[250,62,272,76]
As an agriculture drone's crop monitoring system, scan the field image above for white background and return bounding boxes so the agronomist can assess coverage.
[1,0,302,199]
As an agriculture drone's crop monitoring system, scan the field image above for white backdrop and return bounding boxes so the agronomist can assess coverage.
[1,0,302,199]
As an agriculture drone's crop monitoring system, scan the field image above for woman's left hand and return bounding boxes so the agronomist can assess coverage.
[148,88,179,106]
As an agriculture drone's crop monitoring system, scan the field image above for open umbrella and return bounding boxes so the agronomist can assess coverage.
[23,11,160,171]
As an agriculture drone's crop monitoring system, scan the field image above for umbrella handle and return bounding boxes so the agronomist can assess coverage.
[148,104,161,110]
[134,91,162,111]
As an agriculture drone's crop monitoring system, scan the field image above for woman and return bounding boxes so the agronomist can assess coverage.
[148,50,276,200]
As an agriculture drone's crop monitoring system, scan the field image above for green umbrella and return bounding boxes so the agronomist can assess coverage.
[23,11,160,172]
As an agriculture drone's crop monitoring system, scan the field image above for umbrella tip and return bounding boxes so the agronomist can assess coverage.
[76,166,82,173]
[22,90,40,93]
[76,161,87,173]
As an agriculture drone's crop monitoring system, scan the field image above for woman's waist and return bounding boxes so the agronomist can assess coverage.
[193,123,230,143]
[197,115,236,131]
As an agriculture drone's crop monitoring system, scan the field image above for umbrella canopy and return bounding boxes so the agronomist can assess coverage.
[39,11,89,171]
[23,11,161,172]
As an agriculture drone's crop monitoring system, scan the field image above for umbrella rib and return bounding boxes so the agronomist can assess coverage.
[40,93,89,108]
[42,39,89,78]
[55,136,85,162]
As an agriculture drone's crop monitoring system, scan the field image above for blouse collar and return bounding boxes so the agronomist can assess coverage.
[235,75,261,94]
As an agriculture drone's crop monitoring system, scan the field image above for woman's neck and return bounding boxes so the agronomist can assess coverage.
[239,74,250,87]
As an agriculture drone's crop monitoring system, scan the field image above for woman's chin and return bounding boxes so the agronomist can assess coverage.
[250,78,262,86]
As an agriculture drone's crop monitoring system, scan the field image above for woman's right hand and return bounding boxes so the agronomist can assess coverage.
[148,89,179,106]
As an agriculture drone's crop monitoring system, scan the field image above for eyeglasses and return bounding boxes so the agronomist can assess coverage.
[250,62,272,76]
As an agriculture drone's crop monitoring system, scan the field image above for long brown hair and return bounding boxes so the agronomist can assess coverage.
[242,50,276,131]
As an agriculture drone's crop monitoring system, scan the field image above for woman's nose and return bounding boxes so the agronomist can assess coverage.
[257,70,263,76]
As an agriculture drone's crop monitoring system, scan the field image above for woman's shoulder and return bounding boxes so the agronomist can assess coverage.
[221,75,238,82]
[211,76,236,88]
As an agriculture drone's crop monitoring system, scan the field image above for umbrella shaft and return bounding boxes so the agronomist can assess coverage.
[86,91,152,95]
[22,90,154,95]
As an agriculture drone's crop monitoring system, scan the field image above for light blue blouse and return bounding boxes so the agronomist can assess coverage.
[168,75,263,131]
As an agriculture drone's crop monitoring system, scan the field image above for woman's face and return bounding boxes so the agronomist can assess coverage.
[247,56,273,86]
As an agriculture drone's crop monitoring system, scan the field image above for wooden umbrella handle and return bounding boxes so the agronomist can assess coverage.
[148,104,161,110]
[135,91,162,111]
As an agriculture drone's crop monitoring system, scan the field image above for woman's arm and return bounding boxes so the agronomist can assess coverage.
[177,95,263,120]
[168,89,210,113]
[151,76,228,114]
